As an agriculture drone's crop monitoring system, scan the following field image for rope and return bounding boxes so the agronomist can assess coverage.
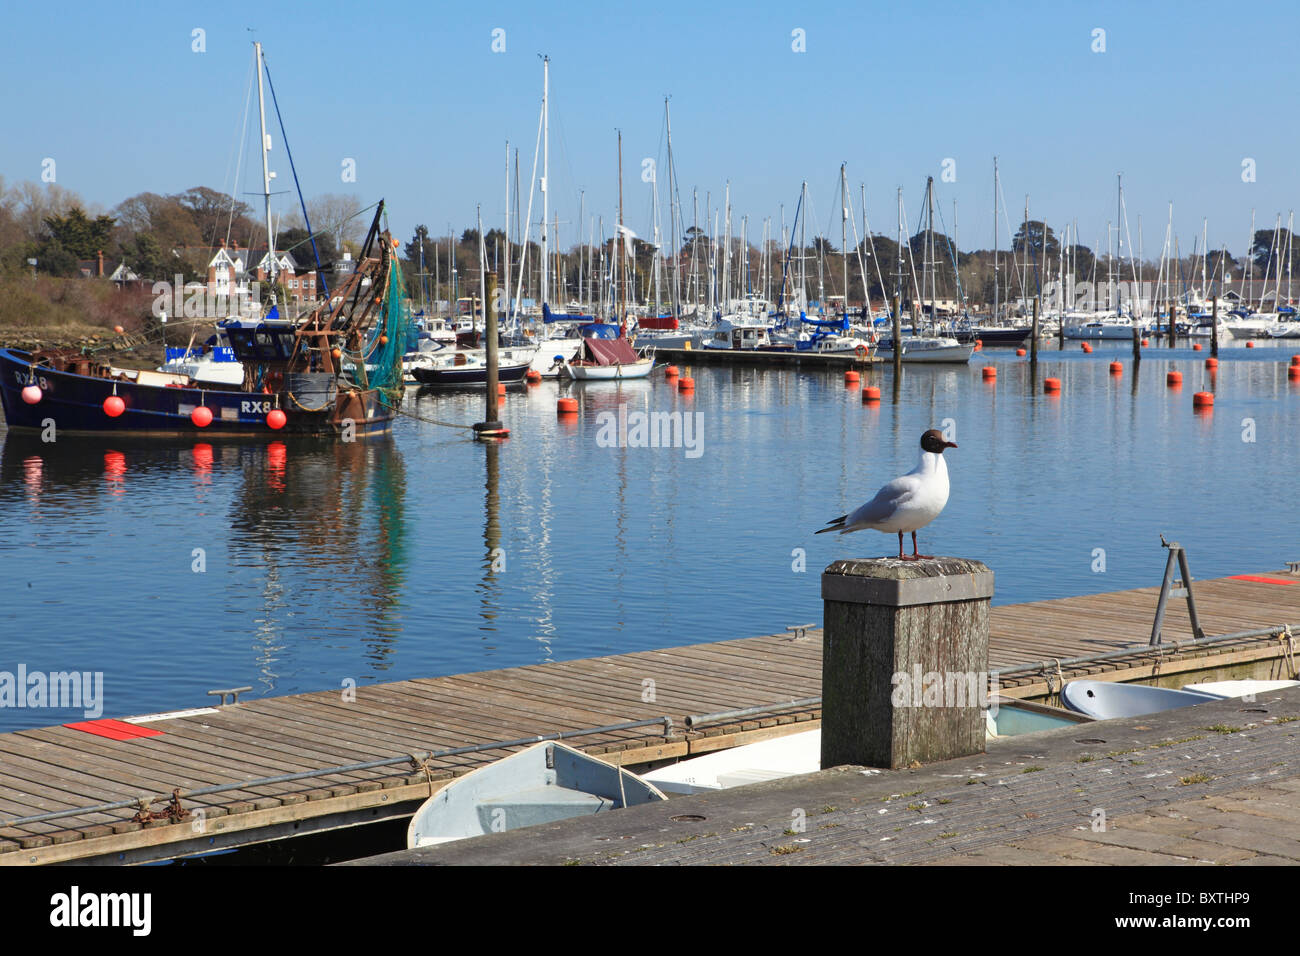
[1279,625,1297,679]
[379,393,476,432]
[409,754,437,799]
[286,388,332,413]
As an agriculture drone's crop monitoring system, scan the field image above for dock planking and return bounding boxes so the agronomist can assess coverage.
[1,567,1298,864]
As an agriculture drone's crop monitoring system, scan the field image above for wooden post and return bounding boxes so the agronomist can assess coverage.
[891,292,902,376]
[1030,295,1040,363]
[1168,301,1177,348]
[1211,296,1219,357]
[820,557,993,769]
[1054,292,1063,348]
[473,274,507,440]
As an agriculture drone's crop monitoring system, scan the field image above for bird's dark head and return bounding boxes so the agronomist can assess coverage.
[921,429,957,453]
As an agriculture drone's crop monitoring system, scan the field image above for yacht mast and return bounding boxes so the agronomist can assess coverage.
[540,55,549,310]
[993,157,998,322]
[665,98,681,319]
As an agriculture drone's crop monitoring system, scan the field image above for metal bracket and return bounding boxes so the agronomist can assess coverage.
[785,623,816,641]
[1287,560,1300,575]
[1149,535,1205,646]
[207,686,253,705]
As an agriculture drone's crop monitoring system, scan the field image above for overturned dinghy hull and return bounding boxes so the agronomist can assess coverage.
[406,741,666,848]
[1060,680,1220,720]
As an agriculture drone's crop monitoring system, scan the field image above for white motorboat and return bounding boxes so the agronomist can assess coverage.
[406,741,665,847]
[873,335,973,363]
[1063,313,1144,340]
[702,316,777,350]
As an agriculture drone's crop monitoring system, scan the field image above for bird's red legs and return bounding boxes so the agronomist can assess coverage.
[910,531,934,561]
[897,531,906,560]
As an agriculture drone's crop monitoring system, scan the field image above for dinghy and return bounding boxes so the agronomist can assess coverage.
[1181,679,1300,699]
[406,741,666,848]
[643,699,1093,795]
[1060,680,1220,720]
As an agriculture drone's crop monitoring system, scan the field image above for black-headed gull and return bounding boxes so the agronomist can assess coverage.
[815,429,956,560]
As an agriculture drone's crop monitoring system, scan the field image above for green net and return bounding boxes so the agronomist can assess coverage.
[361,254,415,395]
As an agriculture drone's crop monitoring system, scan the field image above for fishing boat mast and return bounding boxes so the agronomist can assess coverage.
[254,41,277,304]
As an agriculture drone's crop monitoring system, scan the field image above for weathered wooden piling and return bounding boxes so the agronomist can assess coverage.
[820,557,994,769]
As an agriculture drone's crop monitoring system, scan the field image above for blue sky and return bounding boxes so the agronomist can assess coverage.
[3,0,1296,258]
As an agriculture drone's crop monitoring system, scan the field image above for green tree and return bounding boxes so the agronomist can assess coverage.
[43,206,116,261]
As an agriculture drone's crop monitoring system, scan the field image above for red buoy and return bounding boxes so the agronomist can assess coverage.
[664,365,679,378]
[1246,341,1255,348]
[557,397,578,414]
[1193,391,1214,407]
[497,383,506,396]
[103,395,125,417]
[191,406,213,427]
[1192,343,1202,351]
[267,408,287,430]
[1141,338,1149,347]
[1015,348,1026,356]
[1109,361,1123,374]
[844,370,860,384]
[861,385,881,402]
[525,369,542,383]
[1081,342,1093,353]
[981,366,996,380]
[1043,378,1061,392]
[1290,355,1300,367]
[678,376,695,390]
[973,339,983,351]
[1167,371,1182,386]
[1289,366,1300,381]
[1205,357,1219,369]
[21,384,41,404]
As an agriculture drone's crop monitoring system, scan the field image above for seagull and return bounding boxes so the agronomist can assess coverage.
[815,429,956,560]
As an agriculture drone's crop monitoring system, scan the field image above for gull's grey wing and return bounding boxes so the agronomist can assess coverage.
[842,474,921,531]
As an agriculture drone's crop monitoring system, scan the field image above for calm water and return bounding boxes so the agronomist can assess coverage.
[2,338,1298,733]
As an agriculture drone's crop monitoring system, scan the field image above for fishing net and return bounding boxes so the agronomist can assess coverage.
[361,253,416,395]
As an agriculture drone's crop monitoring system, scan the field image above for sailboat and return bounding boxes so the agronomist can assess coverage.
[0,43,403,437]
[555,129,655,380]
[874,178,973,363]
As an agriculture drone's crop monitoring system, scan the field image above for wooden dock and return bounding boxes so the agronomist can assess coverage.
[652,346,876,369]
[2,567,1298,864]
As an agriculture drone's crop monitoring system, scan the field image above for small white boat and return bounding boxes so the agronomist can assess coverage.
[641,731,821,795]
[1060,680,1220,720]
[642,700,1090,795]
[406,741,665,848]
[1181,679,1300,698]
[560,331,655,380]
